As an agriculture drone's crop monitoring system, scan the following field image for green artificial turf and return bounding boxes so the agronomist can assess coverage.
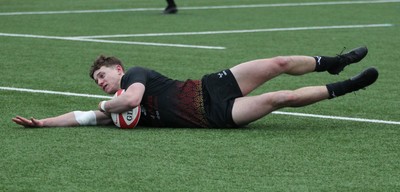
[1,0,399,191]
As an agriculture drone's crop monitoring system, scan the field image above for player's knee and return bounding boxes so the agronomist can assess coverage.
[271,56,292,71]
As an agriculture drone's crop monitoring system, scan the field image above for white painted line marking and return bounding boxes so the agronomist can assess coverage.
[272,111,400,125]
[0,8,162,16]
[0,86,111,99]
[183,0,400,10]
[1,86,399,125]
[4,23,391,50]
[72,24,394,39]
[0,0,399,16]
[0,33,225,50]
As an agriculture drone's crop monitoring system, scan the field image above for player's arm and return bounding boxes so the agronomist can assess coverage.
[12,110,112,128]
[98,83,145,113]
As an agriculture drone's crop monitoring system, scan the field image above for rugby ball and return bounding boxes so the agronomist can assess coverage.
[111,89,141,129]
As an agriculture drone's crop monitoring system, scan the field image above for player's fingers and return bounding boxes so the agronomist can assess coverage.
[12,116,28,124]
[16,116,40,128]
[11,117,23,124]
[12,116,32,127]
[12,116,23,121]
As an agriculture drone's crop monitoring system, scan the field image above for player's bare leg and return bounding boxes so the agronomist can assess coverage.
[232,86,329,126]
[231,67,378,126]
[230,46,368,96]
[230,56,316,96]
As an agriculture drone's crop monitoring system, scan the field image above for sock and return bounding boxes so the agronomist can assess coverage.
[326,79,352,99]
[314,56,338,72]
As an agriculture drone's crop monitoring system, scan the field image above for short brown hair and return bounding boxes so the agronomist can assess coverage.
[89,55,125,79]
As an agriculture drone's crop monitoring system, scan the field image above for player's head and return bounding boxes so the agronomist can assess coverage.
[90,55,125,79]
[90,55,125,94]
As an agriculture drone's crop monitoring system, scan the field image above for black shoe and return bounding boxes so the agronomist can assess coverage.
[348,67,378,92]
[328,46,368,75]
[163,6,178,14]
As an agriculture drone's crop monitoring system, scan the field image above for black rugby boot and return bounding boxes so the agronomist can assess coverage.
[327,46,368,75]
[326,67,378,98]
[347,67,378,92]
[164,6,178,14]
[164,0,178,14]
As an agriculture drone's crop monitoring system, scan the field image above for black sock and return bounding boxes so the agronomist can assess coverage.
[326,79,352,99]
[314,56,338,72]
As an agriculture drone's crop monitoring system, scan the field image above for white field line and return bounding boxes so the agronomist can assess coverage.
[182,0,400,10]
[272,111,400,125]
[1,24,392,49]
[0,86,112,99]
[0,0,399,16]
[72,24,394,39]
[1,86,399,125]
[0,33,225,50]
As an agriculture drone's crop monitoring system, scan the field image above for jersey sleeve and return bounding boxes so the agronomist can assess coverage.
[120,67,148,89]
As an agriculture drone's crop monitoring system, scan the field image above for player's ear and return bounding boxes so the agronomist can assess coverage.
[116,65,124,74]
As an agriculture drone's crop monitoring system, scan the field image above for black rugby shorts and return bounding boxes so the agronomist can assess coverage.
[201,69,243,128]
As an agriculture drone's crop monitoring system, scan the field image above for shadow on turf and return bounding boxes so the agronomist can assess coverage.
[11,117,340,132]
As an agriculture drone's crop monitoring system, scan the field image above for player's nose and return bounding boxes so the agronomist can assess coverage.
[97,79,104,86]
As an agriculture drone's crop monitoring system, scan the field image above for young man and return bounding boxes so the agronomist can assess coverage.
[12,46,378,128]
[164,0,178,14]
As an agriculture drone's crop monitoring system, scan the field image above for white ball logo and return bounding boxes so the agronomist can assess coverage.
[110,89,141,129]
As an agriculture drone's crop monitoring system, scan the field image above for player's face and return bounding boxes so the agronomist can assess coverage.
[93,65,123,94]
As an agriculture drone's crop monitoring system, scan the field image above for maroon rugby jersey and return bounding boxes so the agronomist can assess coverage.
[120,67,210,128]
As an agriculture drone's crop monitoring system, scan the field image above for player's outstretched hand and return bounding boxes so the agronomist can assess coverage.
[12,116,44,128]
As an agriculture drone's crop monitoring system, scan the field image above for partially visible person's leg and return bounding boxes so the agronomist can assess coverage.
[164,0,178,14]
